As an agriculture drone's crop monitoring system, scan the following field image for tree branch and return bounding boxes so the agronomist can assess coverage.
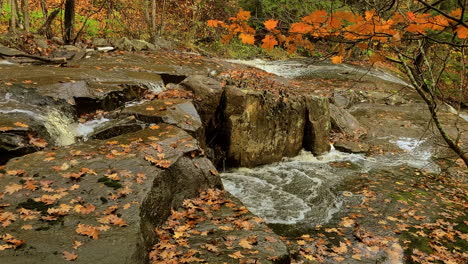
[416,0,468,28]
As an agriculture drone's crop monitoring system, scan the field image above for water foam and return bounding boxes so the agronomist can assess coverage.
[221,138,439,225]
[227,59,411,86]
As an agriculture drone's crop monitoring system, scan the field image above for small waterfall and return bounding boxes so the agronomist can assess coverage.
[42,108,78,146]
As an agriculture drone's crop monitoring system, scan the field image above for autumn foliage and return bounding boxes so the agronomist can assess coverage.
[208,8,468,63]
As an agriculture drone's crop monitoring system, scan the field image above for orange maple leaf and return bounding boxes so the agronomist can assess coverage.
[63,251,78,261]
[264,19,278,31]
[456,25,468,39]
[239,33,255,45]
[290,22,313,34]
[261,35,279,51]
[236,9,251,20]
[331,55,343,64]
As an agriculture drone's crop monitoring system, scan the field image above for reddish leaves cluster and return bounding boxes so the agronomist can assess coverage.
[208,8,468,62]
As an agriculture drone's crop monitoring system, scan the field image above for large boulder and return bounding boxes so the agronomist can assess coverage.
[220,86,306,167]
[330,104,367,139]
[131,39,158,51]
[179,75,224,128]
[0,125,222,264]
[304,95,331,155]
[92,38,110,47]
[112,37,134,51]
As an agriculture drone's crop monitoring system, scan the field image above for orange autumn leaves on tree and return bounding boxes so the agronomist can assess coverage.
[208,8,468,63]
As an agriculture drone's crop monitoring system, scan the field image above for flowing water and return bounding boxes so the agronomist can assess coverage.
[221,59,441,233]
[227,58,411,86]
[222,138,438,229]
[1,94,112,146]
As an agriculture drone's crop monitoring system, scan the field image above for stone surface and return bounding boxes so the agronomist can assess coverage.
[0,125,222,264]
[179,75,224,128]
[304,95,331,155]
[330,104,367,139]
[334,140,370,154]
[150,190,290,264]
[219,87,306,167]
[121,99,202,133]
[113,37,134,51]
[92,38,110,47]
[86,116,146,140]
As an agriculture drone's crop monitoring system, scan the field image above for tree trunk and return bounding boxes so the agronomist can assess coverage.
[9,0,16,33]
[39,0,47,22]
[20,0,29,32]
[64,0,75,44]
[37,8,59,38]
[151,0,156,42]
[159,0,166,35]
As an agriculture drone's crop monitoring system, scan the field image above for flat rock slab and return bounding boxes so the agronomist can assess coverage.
[150,189,290,264]
[0,125,222,264]
[122,99,202,133]
[334,140,370,154]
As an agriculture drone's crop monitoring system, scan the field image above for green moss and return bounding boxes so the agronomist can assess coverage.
[401,229,433,255]
[97,176,122,189]
[18,199,51,214]
[389,191,415,202]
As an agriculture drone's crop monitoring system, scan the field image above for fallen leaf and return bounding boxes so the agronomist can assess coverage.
[63,251,78,261]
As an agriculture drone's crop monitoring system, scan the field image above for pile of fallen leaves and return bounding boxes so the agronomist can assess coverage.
[285,167,467,264]
[149,189,284,264]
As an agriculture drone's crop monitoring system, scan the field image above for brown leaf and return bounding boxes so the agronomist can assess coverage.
[76,224,99,239]
[63,251,78,261]
[228,251,244,259]
[239,238,253,249]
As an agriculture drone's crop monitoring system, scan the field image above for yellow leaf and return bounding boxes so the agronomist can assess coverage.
[228,251,244,259]
[14,122,29,128]
[239,238,253,249]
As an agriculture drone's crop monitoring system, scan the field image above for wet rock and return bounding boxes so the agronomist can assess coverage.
[0,86,76,163]
[361,91,407,105]
[121,99,202,134]
[85,116,145,140]
[0,132,36,164]
[51,46,85,60]
[180,75,224,128]
[219,87,306,167]
[304,95,331,155]
[151,190,290,264]
[330,104,367,139]
[331,91,361,108]
[0,125,222,264]
[334,140,370,154]
[0,43,24,56]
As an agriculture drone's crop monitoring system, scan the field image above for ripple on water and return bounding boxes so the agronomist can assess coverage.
[221,138,439,226]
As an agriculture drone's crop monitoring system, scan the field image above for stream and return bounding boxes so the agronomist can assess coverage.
[221,58,444,236]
